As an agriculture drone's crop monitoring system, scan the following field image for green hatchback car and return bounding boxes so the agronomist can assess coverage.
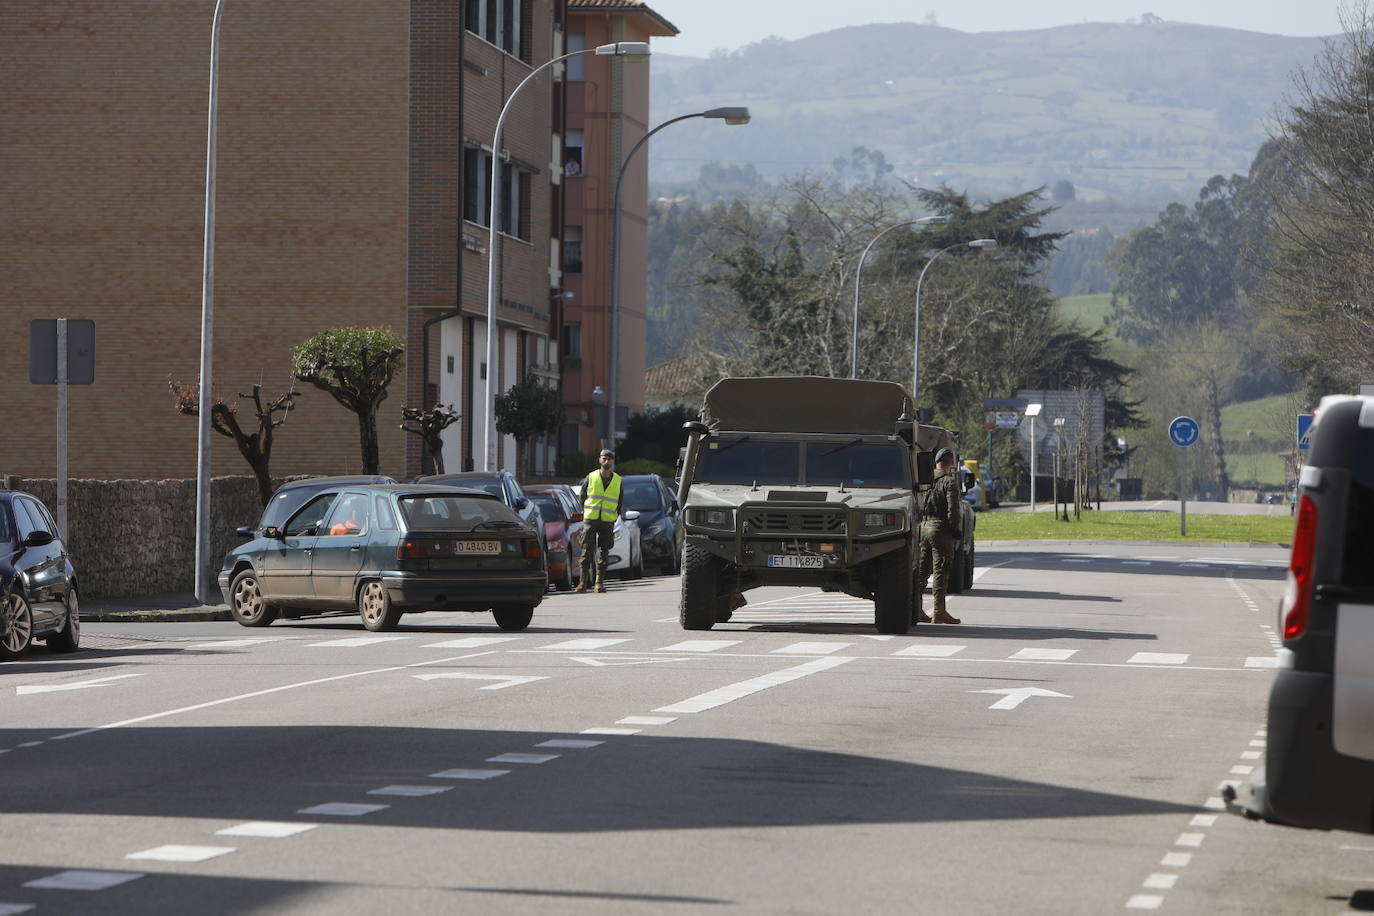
[219,484,546,632]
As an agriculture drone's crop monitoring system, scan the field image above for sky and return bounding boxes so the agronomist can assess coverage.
[645,0,1346,58]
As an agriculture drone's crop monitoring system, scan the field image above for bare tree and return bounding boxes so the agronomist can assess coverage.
[170,380,298,506]
[400,404,460,475]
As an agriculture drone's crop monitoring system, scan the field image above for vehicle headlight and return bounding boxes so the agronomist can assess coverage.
[689,508,733,528]
[863,511,898,529]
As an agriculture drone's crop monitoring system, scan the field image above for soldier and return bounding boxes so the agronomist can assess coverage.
[915,447,963,625]
[575,448,622,593]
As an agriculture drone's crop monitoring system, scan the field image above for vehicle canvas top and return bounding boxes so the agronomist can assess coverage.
[701,376,912,436]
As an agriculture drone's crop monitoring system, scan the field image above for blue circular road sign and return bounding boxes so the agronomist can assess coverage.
[1169,416,1200,447]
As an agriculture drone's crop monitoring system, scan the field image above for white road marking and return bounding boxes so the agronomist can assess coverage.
[1204,797,1225,810]
[1125,894,1164,910]
[127,845,235,863]
[1142,874,1178,890]
[1175,833,1205,847]
[536,739,604,749]
[1128,653,1189,665]
[412,673,548,690]
[772,642,850,655]
[486,753,559,764]
[0,905,34,915]
[1230,765,1255,775]
[306,636,409,648]
[617,716,675,726]
[971,687,1072,710]
[1189,814,1218,827]
[1009,648,1077,661]
[567,656,690,667]
[24,871,143,891]
[653,657,853,715]
[1249,740,1266,747]
[1062,558,1093,563]
[540,638,632,650]
[581,727,642,735]
[368,785,451,797]
[216,822,317,838]
[1160,852,1191,867]
[185,637,297,649]
[1245,656,1280,668]
[657,640,741,652]
[16,673,144,695]
[298,803,390,816]
[1180,563,1208,568]
[1240,750,1262,760]
[430,768,509,780]
[421,636,520,649]
[893,645,966,657]
[1122,561,1152,566]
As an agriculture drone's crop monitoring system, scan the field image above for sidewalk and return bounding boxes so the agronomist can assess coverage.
[84,593,232,623]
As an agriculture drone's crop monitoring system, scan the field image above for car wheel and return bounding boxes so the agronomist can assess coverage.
[554,559,574,592]
[358,580,401,632]
[230,569,278,628]
[947,547,966,594]
[1,592,34,660]
[679,542,723,631]
[874,546,913,635]
[493,605,534,631]
[46,587,80,654]
[964,548,975,589]
[630,542,644,580]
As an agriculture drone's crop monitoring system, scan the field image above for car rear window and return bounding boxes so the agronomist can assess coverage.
[399,495,520,530]
[529,494,562,521]
[1344,427,1374,588]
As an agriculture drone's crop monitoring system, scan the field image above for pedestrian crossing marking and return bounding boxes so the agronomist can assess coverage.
[772,641,851,655]
[1245,656,1281,668]
[1129,652,1189,665]
[657,640,742,652]
[1009,648,1077,661]
[893,644,966,657]
[421,636,520,649]
[540,638,632,650]
[305,636,408,648]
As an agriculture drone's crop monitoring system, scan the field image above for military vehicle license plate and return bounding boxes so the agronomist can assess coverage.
[455,540,500,555]
[767,555,823,569]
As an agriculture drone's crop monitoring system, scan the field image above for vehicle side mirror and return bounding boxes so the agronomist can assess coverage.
[624,510,641,521]
[236,526,256,539]
[263,526,285,540]
[514,496,529,510]
[22,531,54,548]
[570,512,584,523]
[915,452,934,488]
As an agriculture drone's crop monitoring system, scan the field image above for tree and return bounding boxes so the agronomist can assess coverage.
[494,375,561,477]
[619,405,697,465]
[291,327,405,475]
[169,380,298,506]
[400,404,460,475]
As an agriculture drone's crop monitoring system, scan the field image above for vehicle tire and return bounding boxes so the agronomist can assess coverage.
[46,587,80,654]
[630,543,644,580]
[874,546,913,635]
[0,592,34,661]
[230,569,278,628]
[964,547,975,590]
[554,558,574,592]
[493,605,534,631]
[947,547,966,595]
[357,580,401,632]
[679,541,723,631]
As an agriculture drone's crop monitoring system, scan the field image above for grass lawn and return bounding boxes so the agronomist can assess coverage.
[1058,293,1113,332]
[976,509,1294,544]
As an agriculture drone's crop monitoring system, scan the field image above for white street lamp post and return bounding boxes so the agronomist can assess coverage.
[1025,402,1042,513]
[606,106,749,446]
[482,41,649,472]
[912,238,998,402]
[848,216,948,380]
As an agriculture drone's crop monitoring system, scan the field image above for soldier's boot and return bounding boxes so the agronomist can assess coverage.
[594,571,607,594]
[913,601,933,625]
[932,595,960,625]
[573,575,588,594]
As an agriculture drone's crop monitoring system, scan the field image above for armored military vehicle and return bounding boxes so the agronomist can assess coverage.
[675,376,933,634]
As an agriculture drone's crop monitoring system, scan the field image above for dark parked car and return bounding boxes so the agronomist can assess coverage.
[414,471,546,555]
[619,474,684,575]
[220,484,546,632]
[0,491,80,660]
[526,485,583,591]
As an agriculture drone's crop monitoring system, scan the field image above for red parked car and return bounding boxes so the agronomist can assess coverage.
[526,485,584,591]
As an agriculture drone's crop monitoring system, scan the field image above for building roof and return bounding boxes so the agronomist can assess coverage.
[644,352,714,403]
[567,0,680,37]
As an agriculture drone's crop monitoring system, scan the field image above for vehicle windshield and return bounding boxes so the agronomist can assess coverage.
[806,442,908,489]
[398,495,520,530]
[528,494,562,521]
[622,480,664,512]
[696,438,800,485]
[261,485,328,530]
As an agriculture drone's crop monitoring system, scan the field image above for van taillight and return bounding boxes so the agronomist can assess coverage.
[397,539,425,560]
[525,539,542,559]
[1282,495,1318,639]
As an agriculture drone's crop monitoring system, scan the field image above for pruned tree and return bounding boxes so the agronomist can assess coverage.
[169,379,298,506]
[494,375,561,477]
[400,403,460,475]
[291,327,405,475]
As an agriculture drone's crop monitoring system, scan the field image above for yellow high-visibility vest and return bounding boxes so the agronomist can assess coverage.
[583,471,622,523]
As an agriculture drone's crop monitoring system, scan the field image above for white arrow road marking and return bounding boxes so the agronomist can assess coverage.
[569,656,693,667]
[411,673,548,690]
[16,673,143,696]
[972,687,1073,710]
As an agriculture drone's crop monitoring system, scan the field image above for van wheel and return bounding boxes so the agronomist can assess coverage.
[874,547,913,635]
[46,588,80,653]
[230,569,278,627]
[680,542,722,630]
[358,580,401,632]
[494,605,534,631]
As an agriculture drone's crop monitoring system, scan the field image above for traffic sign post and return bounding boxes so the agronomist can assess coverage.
[1297,413,1313,451]
[30,319,96,540]
[1169,416,1199,536]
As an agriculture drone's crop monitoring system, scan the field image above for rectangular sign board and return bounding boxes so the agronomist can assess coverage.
[30,319,96,385]
[1298,413,1313,451]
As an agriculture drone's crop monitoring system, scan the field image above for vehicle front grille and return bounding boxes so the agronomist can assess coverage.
[742,508,846,535]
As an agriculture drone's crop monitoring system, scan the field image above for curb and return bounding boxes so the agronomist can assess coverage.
[85,607,233,623]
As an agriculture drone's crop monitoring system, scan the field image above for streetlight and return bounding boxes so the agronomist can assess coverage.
[1025,402,1042,513]
[606,107,750,447]
[482,41,650,472]
[912,238,997,400]
[848,216,949,379]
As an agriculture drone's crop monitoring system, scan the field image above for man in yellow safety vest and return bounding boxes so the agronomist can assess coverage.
[575,448,623,593]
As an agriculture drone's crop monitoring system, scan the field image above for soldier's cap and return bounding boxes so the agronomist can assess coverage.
[599,449,616,459]
[934,447,954,464]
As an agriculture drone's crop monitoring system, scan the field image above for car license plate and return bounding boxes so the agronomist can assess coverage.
[767,555,823,569]
[455,540,500,555]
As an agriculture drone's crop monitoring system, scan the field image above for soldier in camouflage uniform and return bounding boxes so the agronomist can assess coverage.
[915,448,963,625]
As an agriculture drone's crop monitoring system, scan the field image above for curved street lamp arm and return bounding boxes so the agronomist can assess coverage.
[849,220,922,379]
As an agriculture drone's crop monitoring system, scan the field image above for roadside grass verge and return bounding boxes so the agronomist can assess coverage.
[976,509,1294,544]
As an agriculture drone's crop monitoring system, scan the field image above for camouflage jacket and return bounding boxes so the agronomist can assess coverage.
[923,467,962,538]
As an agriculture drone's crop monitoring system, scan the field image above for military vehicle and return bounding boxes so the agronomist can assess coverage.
[675,376,934,634]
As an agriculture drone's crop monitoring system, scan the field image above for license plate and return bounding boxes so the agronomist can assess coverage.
[455,540,500,555]
[767,555,823,569]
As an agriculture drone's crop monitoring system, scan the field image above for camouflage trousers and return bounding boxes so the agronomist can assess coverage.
[916,522,956,600]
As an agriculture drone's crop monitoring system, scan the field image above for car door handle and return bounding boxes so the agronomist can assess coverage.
[350,545,362,551]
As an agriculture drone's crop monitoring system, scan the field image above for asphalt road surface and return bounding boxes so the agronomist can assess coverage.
[3,542,1364,915]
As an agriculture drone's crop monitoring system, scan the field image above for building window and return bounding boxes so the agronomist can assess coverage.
[562,323,581,359]
[564,129,583,177]
[566,33,586,80]
[563,227,582,273]
[465,0,522,57]
[463,147,528,239]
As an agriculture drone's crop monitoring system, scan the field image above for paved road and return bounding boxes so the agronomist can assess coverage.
[2,543,1363,915]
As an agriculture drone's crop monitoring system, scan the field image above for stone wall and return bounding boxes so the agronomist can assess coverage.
[7,477,267,600]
